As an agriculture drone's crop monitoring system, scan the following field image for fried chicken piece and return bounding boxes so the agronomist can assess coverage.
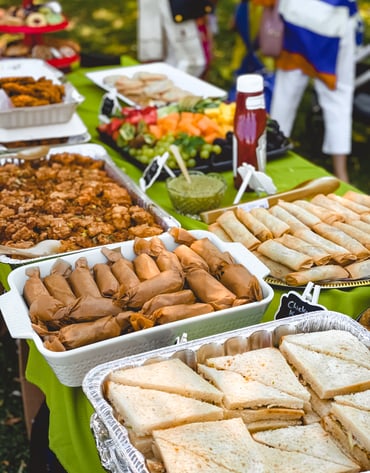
[129,205,156,226]
[128,224,164,239]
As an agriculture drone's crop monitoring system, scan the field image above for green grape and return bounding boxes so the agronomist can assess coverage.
[187,158,196,167]
[212,144,222,155]
[199,149,210,159]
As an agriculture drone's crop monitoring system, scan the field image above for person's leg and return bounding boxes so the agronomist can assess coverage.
[270,68,309,137]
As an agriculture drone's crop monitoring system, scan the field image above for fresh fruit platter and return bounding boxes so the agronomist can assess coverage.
[97,98,291,177]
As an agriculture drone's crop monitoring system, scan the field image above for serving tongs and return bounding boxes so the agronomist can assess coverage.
[0,145,50,164]
[200,176,340,224]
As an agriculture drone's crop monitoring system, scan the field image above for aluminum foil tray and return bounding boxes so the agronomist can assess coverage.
[82,311,370,473]
[0,142,180,266]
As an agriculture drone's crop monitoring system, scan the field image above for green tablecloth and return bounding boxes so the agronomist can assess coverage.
[2,63,370,473]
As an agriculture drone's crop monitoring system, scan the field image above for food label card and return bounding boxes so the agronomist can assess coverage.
[274,282,326,320]
[139,152,175,191]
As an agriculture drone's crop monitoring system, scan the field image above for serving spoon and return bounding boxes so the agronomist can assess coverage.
[0,240,63,258]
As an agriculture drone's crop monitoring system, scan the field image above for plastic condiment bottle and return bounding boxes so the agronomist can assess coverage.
[233,74,267,189]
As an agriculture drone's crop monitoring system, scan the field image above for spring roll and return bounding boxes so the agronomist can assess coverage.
[217,210,261,250]
[29,294,67,328]
[250,206,290,238]
[142,289,196,314]
[361,213,370,224]
[293,199,343,224]
[285,265,350,287]
[276,234,331,266]
[23,267,50,307]
[93,263,120,296]
[254,253,291,281]
[217,263,263,303]
[155,249,183,272]
[333,221,370,250]
[269,205,308,233]
[173,244,209,271]
[154,303,214,324]
[276,200,322,227]
[169,227,197,246]
[116,269,184,309]
[313,222,369,260]
[68,257,101,298]
[133,236,166,257]
[111,258,140,290]
[61,295,122,323]
[101,247,134,270]
[190,237,234,274]
[310,194,361,222]
[327,193,370,215]
[133,253,160,280]
[185,268,236,310]
[257,240,313,271]
[235,207,273,241]
[294,228,357,265]
[208,222,233,242]
[43,260,76,305]
[342,190,370,207]
[344,259,370,279]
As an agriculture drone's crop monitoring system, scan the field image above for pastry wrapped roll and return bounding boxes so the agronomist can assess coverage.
[169,227,197,246]
[208,223,233,242]
[361,214,370,224]
[269,205,308,233]
[173,244,209,271]
[327,193,370,214]
[343,190,370,208]
[276,200,322,227]
[116,269,184,309]
[133,236,166,257]
[344,259,370,279]
[23,267,50,307]
[43,335,66,352]
[60,295,122,323]
[111,259,140,290]
[155,249,183,272]
[217,210,261,250]
[29,294,67,328]
[285,265,349,287]
[250,207,290,238]
[235,207,273,241]
[93,263,120,296]
[257,240,314,271]
[43,260,77,305]
[276,234,331,266]
[190,237,234,274]
[293,199,343,225]
[311,194,361,222]
[142,289,196,314]
[133,253,160,280]
[313,222,369,260]
[185,268,236,310]
[254,253,291,281]
[333,221,370,250]
[153,303,214,324]
[68,257,101,298]
[129,312,156,331]
[217,263,263,303]
[101,247,134,270]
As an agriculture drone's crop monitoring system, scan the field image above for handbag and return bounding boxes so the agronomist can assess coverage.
[258,1,284,58]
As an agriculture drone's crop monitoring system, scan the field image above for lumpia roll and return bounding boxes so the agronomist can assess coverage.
[68,257,101,298]
[276,234,331,266]
[269,205,308,233]
[333,221,370,250]
[250,207,290,238]
[133,236,166,257]
[257,240,314,271]
[217,263,263,302]
[93,263,120,296]
[217,210,261,250]
[101,247,134,270]
[235,207,273,241]
[327,193,370,214]
[173,244,209,271]
[133,253,160,280]
[61,295,122,323]
[190,237,234,274]
[185,268,236,310]
[29,294,67,328]
[23,267,50,307]
[276,200,322,227]
[111,259,140,290]
[116,269,184,309]
[142,289,196,314]
[285,265,350,287]
[343,190,370,208]
[155,249,183,272]
[154,303,214,324]
[311,194,361,222]
[43,261,76,305]
[293,199,343,225]
[208,223,233,242]
[361,214,370,224]
[254,253,291,281]
[344,259,370,279]
[169,227,197,246]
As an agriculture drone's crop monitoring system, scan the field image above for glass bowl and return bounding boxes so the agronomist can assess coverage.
[166,171,227,218]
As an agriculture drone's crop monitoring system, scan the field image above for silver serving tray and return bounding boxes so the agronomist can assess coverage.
[82,311,370,473]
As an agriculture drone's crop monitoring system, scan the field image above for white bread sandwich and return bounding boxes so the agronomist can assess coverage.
[105,382,224,436]
[322,403,370,470]
[334,389,370,411]
[109,358,223,404]
[253,423,360,472]
[152,417,266,473]
[280,330,370,370]
[280,339,370,399]
[205,346,310,404]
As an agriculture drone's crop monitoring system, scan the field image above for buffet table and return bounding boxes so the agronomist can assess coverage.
[2,63,370,473]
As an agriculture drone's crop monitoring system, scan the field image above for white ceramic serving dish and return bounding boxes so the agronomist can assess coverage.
[0,230,273,387]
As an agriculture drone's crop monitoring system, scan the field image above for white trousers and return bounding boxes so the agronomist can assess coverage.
[137,0,207,77]
[270,17,356,155]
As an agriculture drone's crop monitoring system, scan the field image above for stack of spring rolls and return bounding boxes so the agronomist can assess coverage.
[208,190,370,286]
[24,228,263,351]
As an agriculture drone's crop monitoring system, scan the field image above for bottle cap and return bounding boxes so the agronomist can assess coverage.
[236,74,264,93]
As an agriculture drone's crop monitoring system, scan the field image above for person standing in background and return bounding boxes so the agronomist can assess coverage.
[253,0,360,183]
[137,0,217,78]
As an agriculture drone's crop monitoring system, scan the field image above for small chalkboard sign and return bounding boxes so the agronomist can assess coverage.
[99,92,121,121]
[275,291,326,320]
[139,152,175,191]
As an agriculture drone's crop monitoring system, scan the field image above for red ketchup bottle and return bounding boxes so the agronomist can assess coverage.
[233,74,267,189]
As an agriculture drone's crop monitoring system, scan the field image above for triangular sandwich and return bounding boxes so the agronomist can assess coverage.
[334,389,370,411]
[109,358,223,404]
